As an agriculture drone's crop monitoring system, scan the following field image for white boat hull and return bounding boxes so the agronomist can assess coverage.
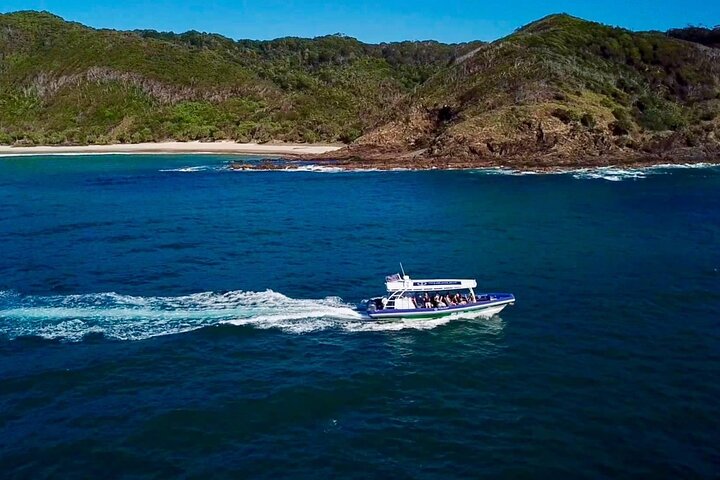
[365,296,514,320]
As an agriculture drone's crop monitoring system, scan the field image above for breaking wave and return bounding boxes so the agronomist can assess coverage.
[570,167,650,181]
[469,163,719,181]
[158,164,228,172]
[469,168,543,176]
[0,290,501,342]
[570,163,719,181]
[281,165,345,173]
[261,165,412,173]
[280,165,413,173]
[256,163,718,178]
[156,161,718,178]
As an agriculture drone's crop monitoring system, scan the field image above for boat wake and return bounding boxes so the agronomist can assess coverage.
[346,307,503,332]
[0,289,491,342]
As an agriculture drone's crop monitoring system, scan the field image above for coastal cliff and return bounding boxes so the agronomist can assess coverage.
[1,11,719,169]
[313,15,720,169]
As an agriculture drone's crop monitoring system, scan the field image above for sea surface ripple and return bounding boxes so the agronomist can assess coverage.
[1,154,719,478]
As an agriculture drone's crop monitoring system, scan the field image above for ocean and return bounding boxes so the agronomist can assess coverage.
[1,154,719,478]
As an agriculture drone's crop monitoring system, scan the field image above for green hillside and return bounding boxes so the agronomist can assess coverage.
[1,11,719,165]
[355,14,720,164]
[0,11,477,145]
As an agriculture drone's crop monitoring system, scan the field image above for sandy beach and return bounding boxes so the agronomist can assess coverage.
[0,141,343,157]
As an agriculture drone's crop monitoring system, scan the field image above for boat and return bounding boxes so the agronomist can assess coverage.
[362,269,515,320]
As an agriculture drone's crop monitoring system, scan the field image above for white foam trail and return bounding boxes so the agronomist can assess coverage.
[571,167,648,181]
[469,167,546,176]
[158,165,225,172]
[0,289,500,342]
[467,163,719,180]
[227,162,720,177]
[0,290,358,341]
[344,316,452,332]
[567,163,719,181]
[342,306,505,332]
[283,165,345,173]
[279,165,413,173]
[232,164,414,173]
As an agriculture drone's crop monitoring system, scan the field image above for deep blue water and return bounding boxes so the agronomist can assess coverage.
[1,155,719,478]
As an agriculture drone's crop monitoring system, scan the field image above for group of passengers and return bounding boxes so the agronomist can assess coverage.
[412,292,475,309]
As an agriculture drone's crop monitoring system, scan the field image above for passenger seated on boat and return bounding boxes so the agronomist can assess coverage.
[444,294,454,306]
[411,296,419,308]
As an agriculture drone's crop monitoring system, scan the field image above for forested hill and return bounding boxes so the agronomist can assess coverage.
[1,11,719,166]
[351,14,720,166]
[0,11,479,145]
[667,26,720,49]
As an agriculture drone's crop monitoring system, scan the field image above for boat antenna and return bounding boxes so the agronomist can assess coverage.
[399,262,406,277]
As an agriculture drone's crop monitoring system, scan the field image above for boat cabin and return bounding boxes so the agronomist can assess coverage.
[364,270,515,320]
[374,274,479,311]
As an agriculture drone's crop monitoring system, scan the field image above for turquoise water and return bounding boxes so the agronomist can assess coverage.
[1,155,719,477]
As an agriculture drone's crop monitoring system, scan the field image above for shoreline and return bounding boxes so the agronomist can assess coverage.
[1,141,717,175]
[230,142,720,173]
[0,141,343,157]
[230,154,720,173]
[230,162,720,175]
